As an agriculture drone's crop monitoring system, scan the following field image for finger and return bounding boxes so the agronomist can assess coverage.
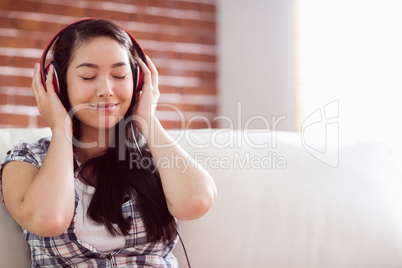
[32,63,45,100]
[145,55,159,91]
[45,64,57,96]
[136,57,152,86]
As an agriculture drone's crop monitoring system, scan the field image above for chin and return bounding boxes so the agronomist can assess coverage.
[97,117,123,130]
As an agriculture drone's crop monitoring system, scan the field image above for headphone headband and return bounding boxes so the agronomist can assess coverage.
[40,18,147,97]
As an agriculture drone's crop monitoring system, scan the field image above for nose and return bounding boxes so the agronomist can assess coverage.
[97,77,114,98]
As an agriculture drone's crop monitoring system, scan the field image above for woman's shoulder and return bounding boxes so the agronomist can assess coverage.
[9,136,51,158]
[1,136,52,169]
[24,136,51,151]
[13,136,51,149]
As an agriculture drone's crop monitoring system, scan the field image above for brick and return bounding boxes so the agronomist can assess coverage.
[14,57,38,69]
[180,53,217,62]
[0,54,38,69]
[180,19,215,30]
[180,27,216,44]
[159,120,180,129]
[88,9,131,21]
[201,71,217,80]
[161,119,216,130]
[200,3,216,13]
[157,103,217,113]
[129,31,160,43]
[39,3,86,18]
[113,0,149,6]
[169,1,194,10]
[14,18,56,32]
[147,0,162,7]
[188,2,216,13]
[159,85,179,94]
[15,95,36,106]
[137,13,176,26]
[159,85,216,95]
[0,35,36,48]
[0,94,9,105]
[185,119,217,129]
[181,85,217,95]
[0,16,13,28]
[0,75,32,87]
[0,55,12,66]
[0,0,36,12]
[0,112,30,126]
[158,31,198,43]
[38,32,62,49]
[145,50,175,62]
[147,0,215,13]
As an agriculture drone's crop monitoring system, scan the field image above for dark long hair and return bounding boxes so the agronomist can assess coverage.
[52,19,176,243]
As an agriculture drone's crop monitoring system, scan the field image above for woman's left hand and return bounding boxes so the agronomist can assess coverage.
[133,55,160,137]
[132,57,217,221]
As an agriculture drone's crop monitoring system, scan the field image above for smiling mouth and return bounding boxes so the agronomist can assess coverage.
[89,103,118,112]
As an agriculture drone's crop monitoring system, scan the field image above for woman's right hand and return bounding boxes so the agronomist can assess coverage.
[32,63,72,132]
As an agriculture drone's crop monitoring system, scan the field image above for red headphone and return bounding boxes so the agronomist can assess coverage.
[40,18,147,100]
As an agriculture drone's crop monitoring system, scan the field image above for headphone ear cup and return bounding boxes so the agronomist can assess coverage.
[132,63,145,104]
[44,61,61,95]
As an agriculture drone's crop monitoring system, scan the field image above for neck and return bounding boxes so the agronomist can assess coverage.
[73,125,115,163]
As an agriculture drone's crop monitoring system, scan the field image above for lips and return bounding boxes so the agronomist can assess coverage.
[89,103,118,112]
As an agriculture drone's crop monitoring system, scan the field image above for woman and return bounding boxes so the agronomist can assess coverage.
[0,19,216,267]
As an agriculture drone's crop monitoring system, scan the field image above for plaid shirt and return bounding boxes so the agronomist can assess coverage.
[0,137,178,267]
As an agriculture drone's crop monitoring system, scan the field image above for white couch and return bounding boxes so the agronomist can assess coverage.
[1,127,402,267]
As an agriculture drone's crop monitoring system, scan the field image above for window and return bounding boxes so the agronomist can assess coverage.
[296,0,402,166]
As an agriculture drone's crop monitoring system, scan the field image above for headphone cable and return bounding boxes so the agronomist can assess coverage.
[131,122,191,267]
[176,228,191,268]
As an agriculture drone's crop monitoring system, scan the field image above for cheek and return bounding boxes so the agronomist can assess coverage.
[123,87,134,102]
[119,80,134,102]
[67,80,94,106]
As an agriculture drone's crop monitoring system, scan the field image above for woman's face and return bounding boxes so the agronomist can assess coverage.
[66,36,133,132]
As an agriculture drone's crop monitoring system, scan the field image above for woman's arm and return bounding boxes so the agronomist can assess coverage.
[135,57,217,220]
[148,119,217,221]
[2,130,75,236]
[2,64,75,237]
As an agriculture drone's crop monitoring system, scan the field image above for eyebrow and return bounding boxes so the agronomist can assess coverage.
[76,62,128,69]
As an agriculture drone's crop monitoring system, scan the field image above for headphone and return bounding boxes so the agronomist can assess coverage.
[40,18,148,101]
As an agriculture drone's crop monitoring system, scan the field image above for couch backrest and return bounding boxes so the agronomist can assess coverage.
[169,129,402,267]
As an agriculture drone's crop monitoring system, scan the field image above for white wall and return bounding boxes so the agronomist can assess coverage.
[217,0,295,131]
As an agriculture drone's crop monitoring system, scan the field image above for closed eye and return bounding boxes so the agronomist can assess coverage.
[114,75,127,79]
[80,76,95,81]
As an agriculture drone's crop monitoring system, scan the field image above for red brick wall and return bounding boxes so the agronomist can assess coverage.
[0,0,217,129]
